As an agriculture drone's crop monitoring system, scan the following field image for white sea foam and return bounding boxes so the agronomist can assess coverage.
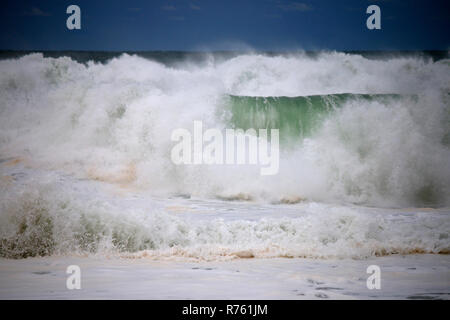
[0,52,449,259]
[0,174,448,259]
[1,52,449,206]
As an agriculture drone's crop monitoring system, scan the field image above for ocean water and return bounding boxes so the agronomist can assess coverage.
[0,51,449,279]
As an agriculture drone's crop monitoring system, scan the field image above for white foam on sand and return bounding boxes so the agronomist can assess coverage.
[0,254,449,299]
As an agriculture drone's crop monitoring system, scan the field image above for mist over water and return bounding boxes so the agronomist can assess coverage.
[0,51,449,259]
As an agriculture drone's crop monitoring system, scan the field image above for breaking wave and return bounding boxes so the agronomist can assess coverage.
[0,51,449,259]
[0,179,448,260]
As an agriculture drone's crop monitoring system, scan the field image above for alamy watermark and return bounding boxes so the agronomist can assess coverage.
[171,121,280,176]
[66,265,81,290]
[366,5,381,30]
[366,265,381,290]
[66,5,81,30]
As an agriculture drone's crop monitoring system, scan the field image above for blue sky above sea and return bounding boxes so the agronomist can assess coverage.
[0,0,449,51]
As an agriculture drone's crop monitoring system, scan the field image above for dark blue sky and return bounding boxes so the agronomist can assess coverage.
[1,0,449,51]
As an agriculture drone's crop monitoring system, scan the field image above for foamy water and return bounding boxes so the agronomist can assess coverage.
[0,51,449,260]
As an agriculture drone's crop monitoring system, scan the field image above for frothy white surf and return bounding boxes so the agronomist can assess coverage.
[0,175,448,260]
[1,52,449,207]
[0,52,449,259]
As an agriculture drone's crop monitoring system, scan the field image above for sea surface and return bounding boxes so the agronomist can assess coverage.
[0,51,449,299]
